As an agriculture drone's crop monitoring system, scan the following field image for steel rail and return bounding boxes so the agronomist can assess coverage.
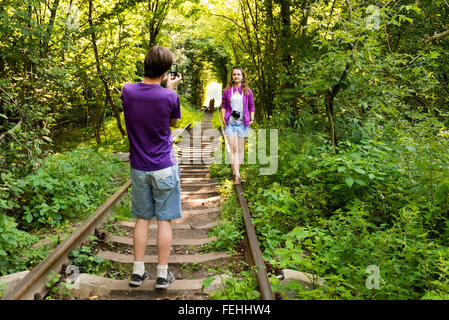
[2,180,131,300]
[216,108,274,300]
[2,123,192,300]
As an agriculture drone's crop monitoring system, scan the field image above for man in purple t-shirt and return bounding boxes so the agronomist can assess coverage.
[121,45,182,290]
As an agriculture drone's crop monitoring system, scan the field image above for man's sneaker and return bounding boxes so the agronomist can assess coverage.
[129,271,149,287]
[155,270,175,290]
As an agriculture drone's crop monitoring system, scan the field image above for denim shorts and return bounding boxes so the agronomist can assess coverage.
[130,164,182,221]
[225,122,250,138]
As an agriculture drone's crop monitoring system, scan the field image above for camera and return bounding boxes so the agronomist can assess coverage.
[169,64,178,77]
[231,110,240,119]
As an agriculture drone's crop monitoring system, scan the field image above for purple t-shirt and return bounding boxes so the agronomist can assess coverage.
[121,82,181,171]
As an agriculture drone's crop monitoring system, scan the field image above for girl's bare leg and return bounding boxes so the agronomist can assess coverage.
[229,135,240,183]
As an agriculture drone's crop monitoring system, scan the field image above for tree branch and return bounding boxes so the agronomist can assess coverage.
[409,29,449,65]
[0,87,30,157]
[425,29,449,43]
[210,13,246,30]
[345,0,352,23]
[0,118,22,141]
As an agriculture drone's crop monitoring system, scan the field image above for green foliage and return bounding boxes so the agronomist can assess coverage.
[1,146,127,230]
[112,194,133,222]
[210,102,449,299]
[176,97,204,129]
[68,236,126,279]
[45,270,76,300]
[55,98,202,154]
[206,219,243,253]
[2,0,449,301]
[209,162,232,180]
[202,173,244,253]
[211,108,222,130]
[272,203,449,300]
[208,270,260,300]
[244,121,449,299]
[0,214,36,275]
[69,238,109,275]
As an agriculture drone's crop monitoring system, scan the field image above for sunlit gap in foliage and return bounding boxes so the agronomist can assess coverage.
[205,82,222,108]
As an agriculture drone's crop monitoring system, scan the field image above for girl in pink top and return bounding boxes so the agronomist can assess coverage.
[221,67,255,184]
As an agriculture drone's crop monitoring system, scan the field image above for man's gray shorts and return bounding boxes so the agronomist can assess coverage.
[130,164,182,221]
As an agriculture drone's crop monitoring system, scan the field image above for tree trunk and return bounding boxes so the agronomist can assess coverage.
[147,0,173,48]
[82,80,102,145]
[324,61,352,149]
[280,0,292,72]
[100,75,126,137]
[280,0,299,126]
[324,94,337,148]
[88,0,105,144]
[89,0,126,138]
[41,0,60,59]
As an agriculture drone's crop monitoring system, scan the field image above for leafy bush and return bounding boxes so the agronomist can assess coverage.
[0,145,127,275]
[2,146,128,230]
[273,202,449,299]
[68,238,111,275]
[0,215,36,275]
[233,117,449,299]
[177,96,204,129]
[207,270,260,300]
[203,177,244,253]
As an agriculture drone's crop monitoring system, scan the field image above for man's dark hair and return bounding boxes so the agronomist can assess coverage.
[144,46,173,79]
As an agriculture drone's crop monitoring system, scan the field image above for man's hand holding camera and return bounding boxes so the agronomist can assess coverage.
[165,72,182,91]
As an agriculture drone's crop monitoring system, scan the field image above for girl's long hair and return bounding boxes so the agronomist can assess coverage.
[226,67,249,95]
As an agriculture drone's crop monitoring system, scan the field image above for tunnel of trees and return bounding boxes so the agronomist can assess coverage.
[1,0,449,299]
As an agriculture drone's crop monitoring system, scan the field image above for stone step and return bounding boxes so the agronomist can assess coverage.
[175,146,219,150]
[176,152,217,157]
[181,202,220,211]
[180,174,211,180]
[175,145,218,149]
[181,187,217,195]
[181,195,220,204]
[180,169,211,173]
[177,156,218,160]
[180,182,217,188]
[180,192,218,201]
[97,251,230,265]
[69,273,208,299]
[174,207,220,225]
[180,189,216,195]
[119,220,218,230]
[106,235,216,246]
[177,141,215,145]
[178,164,210,168]
[118,220,218,239]
[181,178,218,182]
[176,152,218,157]
[177,146,216,150]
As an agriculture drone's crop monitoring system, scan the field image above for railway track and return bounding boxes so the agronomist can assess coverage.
[2,111,273,300]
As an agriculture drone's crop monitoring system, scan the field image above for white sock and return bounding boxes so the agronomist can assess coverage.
[157,264,168,279]
[133,261,145,276]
